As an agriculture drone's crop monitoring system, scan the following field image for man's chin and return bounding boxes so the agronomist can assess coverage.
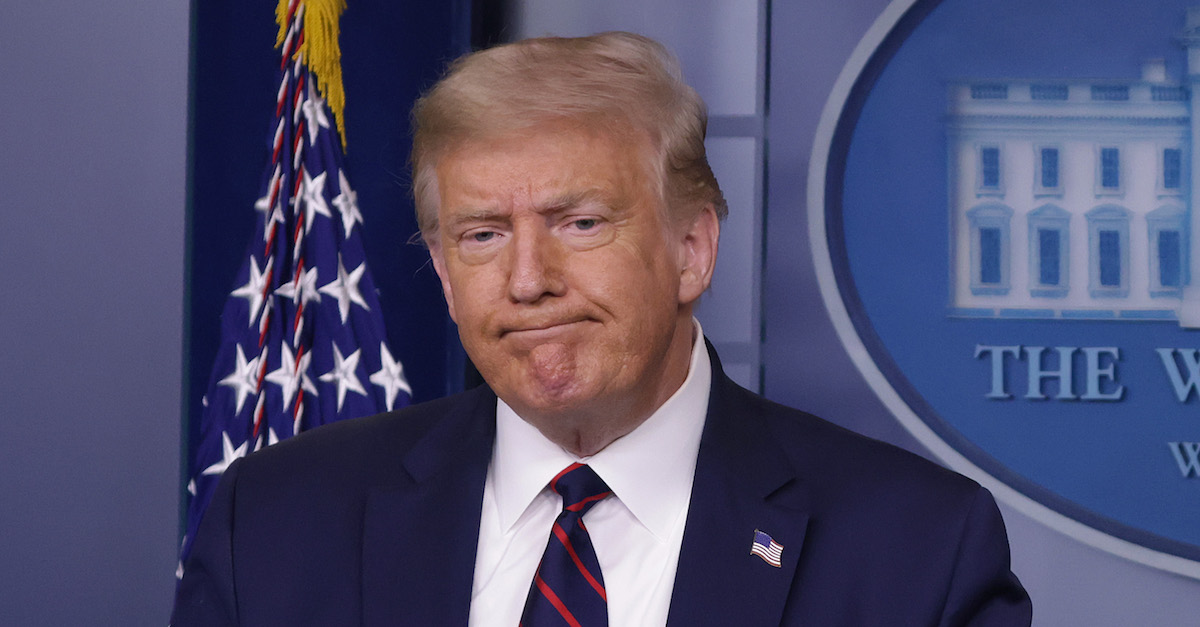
[493,373,608,420]
[525,343,582,390]
[505,382,592,416]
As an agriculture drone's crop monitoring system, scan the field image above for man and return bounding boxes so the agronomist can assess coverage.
[173,32,1031,626]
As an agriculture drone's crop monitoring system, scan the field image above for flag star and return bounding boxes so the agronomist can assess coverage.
[302,80,331,144]
[332,170,364,237]
[218,344,261,414]
[254,166,283,243]
[300,169,331,233]
[265,342,318,409]
[275,267,320,338]
[319,343,368,412]
[370,343,412,412]
[231,256,272,326]
[254,166,279,210]
[261,204,285,243]
[202,432,249,476]
[318,256,369,323]
[254,193,270,214]
[253,427,281,453]
[275,266,322,307]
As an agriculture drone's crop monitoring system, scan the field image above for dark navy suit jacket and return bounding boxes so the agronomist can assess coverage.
[172,347,1031,626]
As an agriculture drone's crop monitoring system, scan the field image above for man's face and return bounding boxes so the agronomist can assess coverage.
[428,122,717,450]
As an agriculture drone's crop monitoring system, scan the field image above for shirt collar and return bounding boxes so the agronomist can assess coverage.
[491,320,712,541]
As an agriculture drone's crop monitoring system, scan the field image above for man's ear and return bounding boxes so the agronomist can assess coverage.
[677,204,720,306]
[428,240,458,323]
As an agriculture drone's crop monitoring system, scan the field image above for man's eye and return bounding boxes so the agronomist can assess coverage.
[471,231,496,242]
[572,218,598,230]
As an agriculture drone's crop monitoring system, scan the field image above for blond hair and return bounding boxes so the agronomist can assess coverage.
[410,31,727,238]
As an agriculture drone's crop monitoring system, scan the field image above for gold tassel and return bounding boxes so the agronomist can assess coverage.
[276,0,350,150]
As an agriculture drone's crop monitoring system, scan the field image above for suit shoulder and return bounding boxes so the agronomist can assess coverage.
[726,382,980,500]
[233,386,492,485]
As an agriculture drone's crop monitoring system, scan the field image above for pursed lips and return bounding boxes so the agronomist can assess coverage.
[499,318,594,343]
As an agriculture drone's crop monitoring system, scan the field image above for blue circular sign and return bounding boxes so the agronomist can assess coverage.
[810,0,1200,577]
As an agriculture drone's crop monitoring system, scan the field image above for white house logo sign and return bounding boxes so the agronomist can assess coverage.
[809,0,1200,578]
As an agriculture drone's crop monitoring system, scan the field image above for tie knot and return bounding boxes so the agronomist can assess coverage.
[549,463,612,515]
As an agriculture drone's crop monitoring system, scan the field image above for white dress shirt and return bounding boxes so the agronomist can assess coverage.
[468,323,712,626]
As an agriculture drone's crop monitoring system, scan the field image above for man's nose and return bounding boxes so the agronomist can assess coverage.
[506,226,566,303]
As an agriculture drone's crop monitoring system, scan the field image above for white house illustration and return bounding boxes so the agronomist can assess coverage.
[948,8,1200,326]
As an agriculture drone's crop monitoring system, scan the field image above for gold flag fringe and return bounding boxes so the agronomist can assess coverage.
[276,0,349,149]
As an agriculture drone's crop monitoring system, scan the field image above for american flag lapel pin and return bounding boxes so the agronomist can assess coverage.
[750,529,784,567]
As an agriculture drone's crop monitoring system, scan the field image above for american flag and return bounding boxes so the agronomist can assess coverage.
[179,0,411,572]
[750,529,784,568]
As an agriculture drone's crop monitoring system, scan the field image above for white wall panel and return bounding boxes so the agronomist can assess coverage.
[509,0,759,116]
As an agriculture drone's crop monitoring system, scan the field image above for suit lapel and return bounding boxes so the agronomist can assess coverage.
[667,347,811,626]
[362,386,496,627]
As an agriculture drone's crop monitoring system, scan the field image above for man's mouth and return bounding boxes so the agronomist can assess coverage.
[500,318,594,343]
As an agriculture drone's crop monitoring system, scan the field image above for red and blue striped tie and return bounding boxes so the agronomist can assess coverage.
[520,463,613,627]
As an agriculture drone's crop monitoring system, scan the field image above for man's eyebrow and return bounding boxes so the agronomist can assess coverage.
[444,207,507,228]
[538,189,608,213]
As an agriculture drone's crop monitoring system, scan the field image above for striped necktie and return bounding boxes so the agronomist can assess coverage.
[520,463,613,627]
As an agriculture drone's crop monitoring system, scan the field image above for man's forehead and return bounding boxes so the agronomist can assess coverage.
[437,127,653,192]
[441,116,650,162]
